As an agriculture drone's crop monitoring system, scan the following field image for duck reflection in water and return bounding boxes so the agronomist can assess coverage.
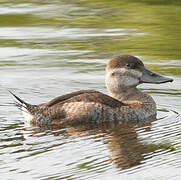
[10,55,173,126]
[106,123,146,169]
[22,121,154,169]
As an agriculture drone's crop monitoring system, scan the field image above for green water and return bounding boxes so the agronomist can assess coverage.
[0,0,181,179]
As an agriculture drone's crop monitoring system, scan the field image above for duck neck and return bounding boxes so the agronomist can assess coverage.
[109,86,144,104]
[109,86,157,121]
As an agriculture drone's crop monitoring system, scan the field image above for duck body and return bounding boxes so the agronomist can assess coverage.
[11,55,173,126]
[20,90,156,126]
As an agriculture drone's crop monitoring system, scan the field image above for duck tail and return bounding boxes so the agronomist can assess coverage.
[9,90,26,104]
[9,90,31,111]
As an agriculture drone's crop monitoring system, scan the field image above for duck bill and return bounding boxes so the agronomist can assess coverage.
[140,67,173,84]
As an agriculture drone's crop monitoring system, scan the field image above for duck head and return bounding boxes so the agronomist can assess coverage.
[105,55,173,97]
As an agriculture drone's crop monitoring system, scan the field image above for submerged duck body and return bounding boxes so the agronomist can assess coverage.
[11,55,173,126]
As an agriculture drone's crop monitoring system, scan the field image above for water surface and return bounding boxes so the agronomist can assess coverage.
[0,0,181,179]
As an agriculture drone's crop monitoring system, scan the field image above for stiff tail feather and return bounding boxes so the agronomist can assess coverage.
[9,90,27,104]
[9,90,31,111]
[9,91,38,123]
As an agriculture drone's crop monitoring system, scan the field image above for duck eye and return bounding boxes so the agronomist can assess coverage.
[126,63,131,68]
[126,63,135,68]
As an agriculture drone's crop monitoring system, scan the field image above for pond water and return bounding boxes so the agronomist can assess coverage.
[0,0,181,179]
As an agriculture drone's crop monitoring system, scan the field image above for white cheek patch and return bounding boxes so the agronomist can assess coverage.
[128,69,142,78]
[105,68,142,87]
[118,76,139,87]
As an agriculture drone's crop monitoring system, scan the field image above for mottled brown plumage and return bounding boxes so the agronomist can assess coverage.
[46,90,125,108]
[11,55,173,126]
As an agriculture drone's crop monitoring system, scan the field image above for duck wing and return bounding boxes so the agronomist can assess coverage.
[45,90,125,108]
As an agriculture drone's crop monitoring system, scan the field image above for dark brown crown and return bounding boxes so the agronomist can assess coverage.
[106,55,144,71]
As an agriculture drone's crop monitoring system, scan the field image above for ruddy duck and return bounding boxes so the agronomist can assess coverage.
[10,55,173,126]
